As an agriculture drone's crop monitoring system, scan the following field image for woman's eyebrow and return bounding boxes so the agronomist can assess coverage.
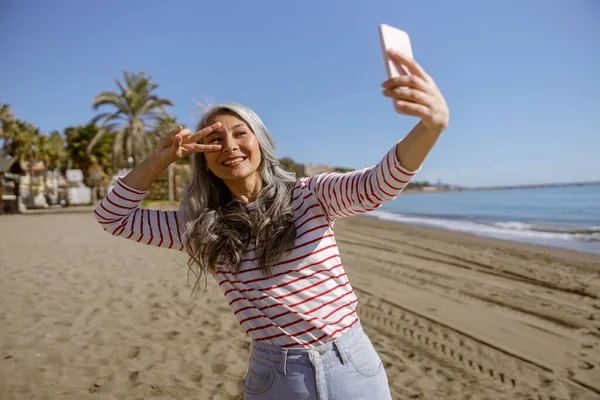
[208,123,248,137]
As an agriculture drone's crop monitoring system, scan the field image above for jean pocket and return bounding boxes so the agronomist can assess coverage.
[345,338,384,377]
[244,355,275,395]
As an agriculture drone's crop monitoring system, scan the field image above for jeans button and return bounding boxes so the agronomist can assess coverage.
[313,350,320,358]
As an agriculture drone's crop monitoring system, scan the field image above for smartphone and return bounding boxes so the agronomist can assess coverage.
[378,24,414,78]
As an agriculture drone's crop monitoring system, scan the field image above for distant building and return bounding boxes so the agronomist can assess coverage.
[0,156,25,213]
[298,163,334,177]
[65,169,92,205]
[20,161,70,208]
[19,161,48,208]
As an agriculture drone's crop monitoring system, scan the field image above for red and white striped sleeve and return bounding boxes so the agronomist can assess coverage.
[94,179,186,251]
[305,143,418,221]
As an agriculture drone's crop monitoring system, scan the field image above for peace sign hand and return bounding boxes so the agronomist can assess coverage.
[382,50,450,134]
[152,122,223,169]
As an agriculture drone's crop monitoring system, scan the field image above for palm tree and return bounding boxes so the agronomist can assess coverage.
[88,71,174,169]
[1,104,40,205]
[0,102,17,154]
[41,131,67,172]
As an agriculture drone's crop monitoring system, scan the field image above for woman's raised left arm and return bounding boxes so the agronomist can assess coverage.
[305,51,449,221]
[382,49,450,172]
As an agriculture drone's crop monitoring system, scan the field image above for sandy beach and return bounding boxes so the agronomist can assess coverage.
[1,210,599,400]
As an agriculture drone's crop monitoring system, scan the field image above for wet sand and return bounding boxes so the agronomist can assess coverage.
[1,211,599,399]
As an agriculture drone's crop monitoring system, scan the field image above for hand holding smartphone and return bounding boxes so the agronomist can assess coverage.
[378,24,414,78]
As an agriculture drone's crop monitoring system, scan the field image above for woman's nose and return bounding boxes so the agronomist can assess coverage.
[222,137,239,153]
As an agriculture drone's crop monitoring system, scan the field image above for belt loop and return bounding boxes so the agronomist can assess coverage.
[334,340,349,365]
[280,348,288,375]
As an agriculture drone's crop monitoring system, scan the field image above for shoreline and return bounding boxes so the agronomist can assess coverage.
[353,214,600,265]
[368,210,600,255]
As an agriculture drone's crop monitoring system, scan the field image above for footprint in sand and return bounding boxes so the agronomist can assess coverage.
[212,363,227,374]
[127,346,141,359]
[56,335,70,343]
[128,370,140,387]
[166,330,180,340]
[88,384,101,393]
[239,341,251,351]
[151,302,162,309]
[577,361,594,370]
[191,370,203,382]
[217,305,230,313]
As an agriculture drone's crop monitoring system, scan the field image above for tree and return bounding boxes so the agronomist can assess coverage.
[334,167,352,173]
[40,131,67,172]
[34,131,67,198]
[88,71,174,170]
[65,123,114,199]
[1,103,49,201]
[278,157,305,177]
[0,102,16,149]
[0,102,18,156]
[9,123,41,197]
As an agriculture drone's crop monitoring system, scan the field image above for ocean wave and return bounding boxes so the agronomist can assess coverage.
[490,221,600,238]
[368,210,600,252]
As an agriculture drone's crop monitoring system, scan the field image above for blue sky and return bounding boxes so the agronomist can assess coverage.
[1,0,598,187]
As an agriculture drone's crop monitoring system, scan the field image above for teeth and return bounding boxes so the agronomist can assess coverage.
[223,157,245,166]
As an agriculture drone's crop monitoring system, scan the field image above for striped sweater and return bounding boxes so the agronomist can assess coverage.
[94,143,417,347]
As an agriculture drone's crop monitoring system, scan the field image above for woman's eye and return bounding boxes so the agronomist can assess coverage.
[236,131,247,137]
[209,137,222,143]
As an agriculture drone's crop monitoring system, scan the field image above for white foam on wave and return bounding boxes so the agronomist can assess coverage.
[368,210,600,253]
[493,221,533,231]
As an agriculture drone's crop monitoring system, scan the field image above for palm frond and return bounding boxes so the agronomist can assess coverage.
[93,92,124,110]
[86,128,108,155]
[91,69,175,167]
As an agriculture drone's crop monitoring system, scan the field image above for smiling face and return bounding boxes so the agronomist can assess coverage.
[203,113,262,188]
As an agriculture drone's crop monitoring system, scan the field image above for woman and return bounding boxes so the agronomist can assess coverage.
[95,50,449,399]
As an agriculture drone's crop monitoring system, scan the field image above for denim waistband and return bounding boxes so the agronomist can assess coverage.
[250,319,364,370]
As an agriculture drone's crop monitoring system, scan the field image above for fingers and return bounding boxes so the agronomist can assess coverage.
[381,75,428,91]
[170,134,183,158]
[387,49,431,82]
[394,100,431,120]
[165,127,191,147]
[173,134,183,147]
[163,122,224,159]
[157,126,184,151]
[383,87,430,106]
[187,122,222,144]
[168,125,183,137]
[183,143,223,153]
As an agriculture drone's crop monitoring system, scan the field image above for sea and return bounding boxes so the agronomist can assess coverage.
[372,185,600,255]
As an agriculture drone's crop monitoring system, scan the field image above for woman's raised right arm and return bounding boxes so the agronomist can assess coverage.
[94,178,186,250]
[94,123,223,251]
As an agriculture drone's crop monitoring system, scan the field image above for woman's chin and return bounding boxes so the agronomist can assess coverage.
[217,168,255,182]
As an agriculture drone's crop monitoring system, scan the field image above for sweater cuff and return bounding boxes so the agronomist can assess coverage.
[391,142,422,175]
[114,178,147,201]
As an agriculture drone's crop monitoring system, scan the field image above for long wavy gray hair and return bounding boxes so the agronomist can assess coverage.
[180,103,297,294]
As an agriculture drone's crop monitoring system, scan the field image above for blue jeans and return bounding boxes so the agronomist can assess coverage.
[243,321,392,400]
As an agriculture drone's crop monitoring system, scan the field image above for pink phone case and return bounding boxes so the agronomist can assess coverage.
[379,24,414,78]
